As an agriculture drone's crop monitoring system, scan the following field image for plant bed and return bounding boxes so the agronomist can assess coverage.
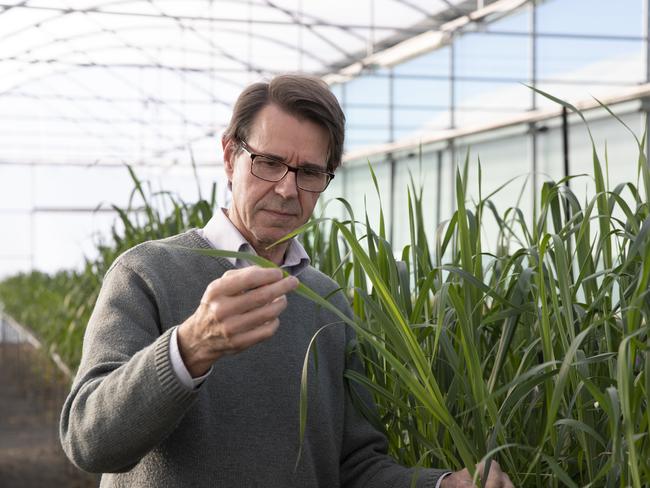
[0,343,98,488]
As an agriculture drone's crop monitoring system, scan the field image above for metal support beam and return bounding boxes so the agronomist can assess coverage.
[0,3,424,32]
[389,154,396,244]
[449,35,456,213]
[562,106,570,186]
[388,68,396,243]
[344,83,650,164]
[29,163,34,272]
[436,150,443,227]
[530,0,538,218]
[644,0,650,167]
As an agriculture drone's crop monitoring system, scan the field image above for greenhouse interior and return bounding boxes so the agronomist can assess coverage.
[0,0,649,486]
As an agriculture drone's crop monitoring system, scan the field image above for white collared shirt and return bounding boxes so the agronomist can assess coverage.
[198,207,310,275]
[170,208,311,389]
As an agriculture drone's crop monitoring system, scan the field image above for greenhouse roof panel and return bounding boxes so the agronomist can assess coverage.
[0,0,487,167]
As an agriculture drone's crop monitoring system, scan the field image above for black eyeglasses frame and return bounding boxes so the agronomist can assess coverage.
[238,140,334,193]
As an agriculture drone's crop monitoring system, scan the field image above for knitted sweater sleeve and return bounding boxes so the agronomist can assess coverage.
[59,260,199,473]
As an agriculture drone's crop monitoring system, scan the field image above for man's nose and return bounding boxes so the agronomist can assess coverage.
[274,168,299,199]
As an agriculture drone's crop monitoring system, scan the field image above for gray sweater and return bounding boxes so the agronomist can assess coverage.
[60,230,446,487]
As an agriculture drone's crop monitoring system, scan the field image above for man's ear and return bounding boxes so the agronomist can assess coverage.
[222,137,237,182]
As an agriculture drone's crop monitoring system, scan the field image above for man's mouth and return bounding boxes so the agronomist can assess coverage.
[262,209,297,217]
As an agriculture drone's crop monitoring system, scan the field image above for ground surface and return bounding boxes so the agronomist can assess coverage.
[0,343,99,488]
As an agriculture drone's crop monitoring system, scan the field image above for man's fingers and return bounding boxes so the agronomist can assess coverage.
[222,295,289,338]
[211,266,285,296]
[498,470,515,488]
[444,461,514,488]
[187,267,300,362]
[229,275,298,313]
[219,318,281,354]
[202,274,298,319]
[479,460,515,488]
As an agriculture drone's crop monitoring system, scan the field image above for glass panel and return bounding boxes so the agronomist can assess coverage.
[393,47,450,76]
[535,0,644,109]
[537,110,644,205]
[391,149,441,252]
[31,166,220,209]
[393,78,448,107]
[437,145,457,224]
[486,6,529,33]
[536,0,643,37]
[394,79,450,134]
[343,73,391,148]
[319,166,346,220]
[345,107,390,149]
[454,17,533,124]
[454,80,533,126]
[330,83,344,106]
[344,73,390,105]
[0,256,32,280]
[32,211,127,272]
[536,38,643,87]
[455,133,532,251]
[394,108,449,135]
[342,160,391,232]
[392,47,451,136]
[0,214,31,261]
[0,166,32,209]
[455,32,530,80]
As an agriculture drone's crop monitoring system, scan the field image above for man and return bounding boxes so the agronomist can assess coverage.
[60,74,513,487]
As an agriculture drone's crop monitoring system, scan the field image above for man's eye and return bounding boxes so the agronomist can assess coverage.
[257,158,284,169]
[300,168,322,178]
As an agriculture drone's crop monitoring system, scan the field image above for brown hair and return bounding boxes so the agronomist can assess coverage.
[223,74,345,172]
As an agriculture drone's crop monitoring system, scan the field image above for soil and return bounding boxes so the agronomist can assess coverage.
[0,343,99,488]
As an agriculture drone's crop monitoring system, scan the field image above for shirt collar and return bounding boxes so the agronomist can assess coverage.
[199,208,310,276]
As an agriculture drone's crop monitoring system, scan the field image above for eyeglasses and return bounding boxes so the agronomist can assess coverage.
[238,140,334,193]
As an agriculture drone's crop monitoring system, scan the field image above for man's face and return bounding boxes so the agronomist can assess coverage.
[223,103,330,253]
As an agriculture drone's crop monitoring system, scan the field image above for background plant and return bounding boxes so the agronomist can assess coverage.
[0,167,215,369]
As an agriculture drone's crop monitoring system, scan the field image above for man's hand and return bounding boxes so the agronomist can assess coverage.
[441,460,514,487]
[177,266,299,376]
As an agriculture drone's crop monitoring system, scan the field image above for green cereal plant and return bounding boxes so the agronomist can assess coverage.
[286,101,649,485]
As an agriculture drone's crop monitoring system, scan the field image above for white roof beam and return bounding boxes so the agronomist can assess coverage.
[323,0,529,85]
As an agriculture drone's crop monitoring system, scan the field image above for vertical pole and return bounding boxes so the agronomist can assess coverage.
[449,35,456,213]
[247,0,253,84]
[210,0,215,127]
[389,68,395,243]
[562,106,570,186]
[298,0,303,71]
[530,0,538,219]
[341,83,348,218]
[389,68,395,144]
[562,104,571,268]
[641,0,650,164]
[561,106,573,276]
[30,163,35,271]
[368,0,375,57]
[436,150,443,227]
[389,154,396,243]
